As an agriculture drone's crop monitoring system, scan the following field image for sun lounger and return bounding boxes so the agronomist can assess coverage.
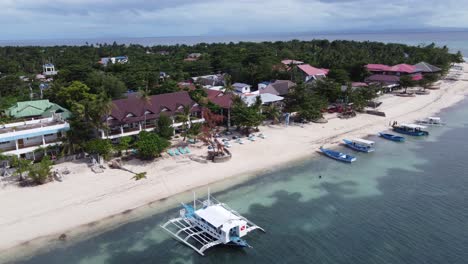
[167,149,175,156]
[184,147,191,153]
[178,147,186,154]
[174,149,181,155]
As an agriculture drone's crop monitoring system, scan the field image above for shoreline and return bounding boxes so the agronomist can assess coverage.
[1,63,468,263]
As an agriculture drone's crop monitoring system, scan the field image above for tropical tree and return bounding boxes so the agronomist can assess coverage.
[399,75,416,93]
[116,136,132,155]
[175,105,192,141]
[263,104,281,124]
[314,79,343,103]
[222,74,236,129]
[138,88,151,129]
[134,131,170,160]
[231,97,265,134]
[28,156,53,185]
[11,157,32,181]
[328,69,350,85]
[157,114,174,139]
[84,138,113,160]
[285,83,327,121]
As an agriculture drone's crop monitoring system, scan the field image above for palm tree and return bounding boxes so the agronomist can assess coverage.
[138,88,151,129]
[264,104,281,124]
[222,74,236,130]
[176,105,192,141]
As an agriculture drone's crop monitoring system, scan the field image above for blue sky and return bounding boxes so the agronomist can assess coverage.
[2,0,468,40]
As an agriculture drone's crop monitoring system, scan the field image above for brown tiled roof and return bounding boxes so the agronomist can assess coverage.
[365,74,400,84]
[108,91,198,125]
[260,80,296,96]
[210,94,233,109]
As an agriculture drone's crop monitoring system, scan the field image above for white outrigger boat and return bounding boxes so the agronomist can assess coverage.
[416,116,445,126]
[161,191,265,256]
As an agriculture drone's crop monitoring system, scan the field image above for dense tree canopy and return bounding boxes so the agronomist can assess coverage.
[0,40,462,112]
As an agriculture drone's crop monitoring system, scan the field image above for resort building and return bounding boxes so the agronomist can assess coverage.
[192,74,226,88]
[281,59,304,66]
[259,80,296,96]
[365,62,441,82]
[184,53,202,61]
[413,62,442,74]
[232,83,251,94]
[364,75,401,92]
[101,91,204,140]
[99,56,129,66]
[241,93,284,107]
[42,63,58,76]
[296,64,329,83]
[1,100,71,159]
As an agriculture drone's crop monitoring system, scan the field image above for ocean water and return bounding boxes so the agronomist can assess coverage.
[1,31,467,56]
[13,98,468,264]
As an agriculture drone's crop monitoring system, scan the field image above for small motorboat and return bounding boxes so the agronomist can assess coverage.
[343,138,375,153]
[379,132,405,142]
[319,147,357,163]
[392,123,429,136]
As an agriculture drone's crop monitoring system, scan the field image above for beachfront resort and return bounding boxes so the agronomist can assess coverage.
[0,41,466,257]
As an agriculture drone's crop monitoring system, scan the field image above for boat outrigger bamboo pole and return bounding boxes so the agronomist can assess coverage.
[193,191,196,210]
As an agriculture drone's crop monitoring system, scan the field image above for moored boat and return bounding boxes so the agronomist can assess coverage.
[416,116,445,126]
[342,138,375,153]
[392,123,429,136]
[161,192,265,256]
[319,147,357,163]
[378,132,405,142]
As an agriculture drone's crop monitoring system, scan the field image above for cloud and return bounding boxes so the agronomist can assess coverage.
[0,0,467,40]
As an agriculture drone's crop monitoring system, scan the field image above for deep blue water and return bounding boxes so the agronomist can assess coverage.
[12,98,468,264]
[0,31,467,56]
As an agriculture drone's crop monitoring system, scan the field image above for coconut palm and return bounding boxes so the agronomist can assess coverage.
[138,88,152,129]
[264,104,281,124]
[222,74,236,130]
[176,105,192,141]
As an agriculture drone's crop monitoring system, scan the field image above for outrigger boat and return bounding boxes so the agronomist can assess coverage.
[342,138,375,153]
[161,191,265,256]
[392,123,429,136]
[416,117,445,126]
[319,147,357,163]
[378,132,405,142]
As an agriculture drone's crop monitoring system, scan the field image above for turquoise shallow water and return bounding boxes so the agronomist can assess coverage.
[14,99,468,264]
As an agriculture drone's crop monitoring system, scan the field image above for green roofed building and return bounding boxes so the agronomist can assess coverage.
[5,100,71,120]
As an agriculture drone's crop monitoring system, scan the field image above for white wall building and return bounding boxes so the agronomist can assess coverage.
[0,117,69,159]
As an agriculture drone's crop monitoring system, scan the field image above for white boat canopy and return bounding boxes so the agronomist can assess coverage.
[352,138,375,146]
[428,117,441,121]
[195,204,244,229]
[401,123,427,129]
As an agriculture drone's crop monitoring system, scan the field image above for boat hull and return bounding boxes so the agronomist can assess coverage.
[379,133,405,142]
[343,139,375,153]
[392,127,429,136]
[319,147,357,163]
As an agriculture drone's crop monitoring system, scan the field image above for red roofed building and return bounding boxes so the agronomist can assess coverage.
[365,63,424,84]
[101,91,204,139]
[297,64,329,82]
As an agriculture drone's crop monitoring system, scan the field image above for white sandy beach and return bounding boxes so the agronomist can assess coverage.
[1,63,468,260]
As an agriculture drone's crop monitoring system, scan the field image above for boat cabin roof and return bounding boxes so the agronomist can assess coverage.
[195,204,244,229]
[401,123,427,129]
[352,138,375,146]
[428,117,441,121]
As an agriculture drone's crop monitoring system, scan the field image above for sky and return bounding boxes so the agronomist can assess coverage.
[1,0,468,40]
